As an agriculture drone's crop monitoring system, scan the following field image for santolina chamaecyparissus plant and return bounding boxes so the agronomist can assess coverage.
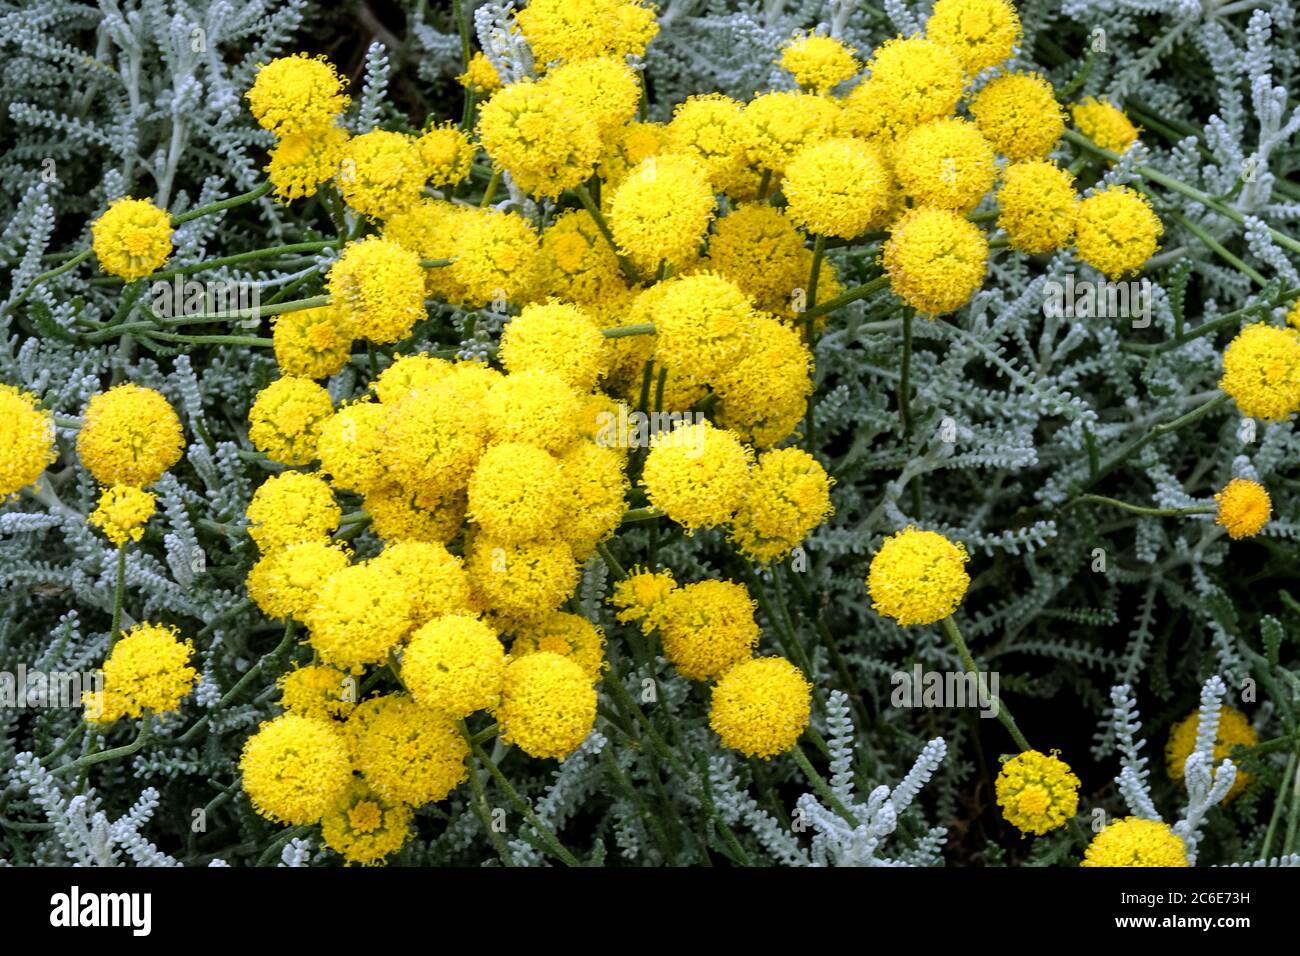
[2,0,1300,868]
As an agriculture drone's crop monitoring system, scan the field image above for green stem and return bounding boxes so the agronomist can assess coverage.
[1262,747,1298,859]
[458,720,517,866]
[177,621,298,745]
[1163,207,1268,287]
[4,248,92,317]
[1125,285,1300,354]
[171,181,273,226]
[621,506,664,524]
[801,274,891,323]
[109,545,126,647]
[789,745,860,827]
[53,713,153,777]
[480,169,501,208]
[572,184,643,284]
[1072,494,1217,518]
[140,331,274,347]
[602,323,655,339]
[143,242,337,282]
[941,616,1032,753]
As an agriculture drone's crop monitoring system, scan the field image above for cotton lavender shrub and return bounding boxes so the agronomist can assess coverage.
[1,0,1300,870]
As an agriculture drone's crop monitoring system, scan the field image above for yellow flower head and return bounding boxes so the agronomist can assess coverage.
[246,54,349,136]
[482,368,581,453]
[705,204,807,312]
[516,0,659,65]
[349,694,469,805]
[403,615,507,719]
[780,33,859,93]
[709,657,811,758]
[364,482,466,546]
[884,207,989,315]
[500,300,607,392]
[1082,817,1189,867]
[744,90,841,173]
[337,129,427,220]
[995,750,1081,835]
[600,120,668,191]
[0,384,56,499]
[248,540,351,622]
[969,72,1064,161]
[925,0,1021,74]
[477,80,601,198]
[417,122,475,189]
[557,439,628,560]
[894,118,996,211]
[266,125,349,202]
[466,535,579,626]
[496,652,597,760]
[610,567,678,630]
[1218,322,1300,421]
[305,560,416,673]
[248,376,333,466]
[327,237,427,345]
[1165,705,1257,802]
[542,56,641,137]
[245,471,340,552]
[88,484,155,547]
[730,447,833,562]
[844,36,963,148]
[996,161,1079,254]
[240,713,352,825]
[315,401,387,495]
[656,579,760,680]
[278,664,357,722]
[642,420,753,532]
[714,315,813,448]
[867,526,970,626]
[609,153,717,273]
[467,442,567,544]
[272,304,353,379]
[537,209,630,306]
[85,622,197,725]
[1215,478,1271,540]
[665,94,756,192]
[384,200,471,302]
[91,197,173,280]
[77,383,185,488]
[783,137,893,238]
[458,52,503,95]
[380,386,484,502]
[1074,185,1162,278]
[369,540,476,623]
[510,611,606,682]
[451,208,542,308]
[321,777,413,866]
[650,273,756,381]
[1072,97,1139,156]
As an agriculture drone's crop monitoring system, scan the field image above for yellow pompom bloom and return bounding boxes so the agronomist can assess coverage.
[712,315,812,448]
[656,580,760,680]
[417,123,475,189]
[91,197,173,280]
[350,694,469,805]
[240,713,352,825]
[868,526,970,626]
[88,484,155,547]
[248,376,333,466]
[364,482,466,545]
[0,384,56,499]
[1214,478,1271,540]
[246,54,349,136]
[599,120,668,191]
[1072,97,1139,156]
[704,204,807,313]
[84,623,196,725]
[467,442,566,544]
[1288,300,1300,331]
[730,447,832,562]
[516,0,659,65]
[384,200,470,302]
[1074,185,1162,279]
[77,383,184,488]
[500,301,607,392]
[402,615,506,718]
[969,72,1064,160]
[248,540,350,622]
[496,652,597,759]
[382,384,486,508]
[370,541,476,624]
[266,125,349,202]
[542,56,640,137]
[328,236,427,345]
[1165,705,1257,802]
[643,420,753,532]
[272,304,353,380]
[996,161,1078,254]
[537,209,629,305]
[477,80,601,199]
[665,94,756,191]
[467,535,579,625]
[458,51,502,95]
[884,207,989,315]
[482,368,581,453]
[315,401,387,495]
[451,208,542,308]
[780,33,859,93]
[510,611,606,681]
[650,272,756,382]
[843,36,963,148]
[744,90,841,174]
[783,137,893,239]
[373,353,455,404]
[305,560,415,673]
[609,153,717,273]
[278,664,357,721]
[995,750,1081,835]
[1082,817,1189,867]
[610,567,677,630]
[557,439,628,560]
[1218,323,1300,421]
[925,0,1021,74]
[337,129,427,220]
[321,778,412,866]
[709,657,811,758]
[246,471,340,552]
[894,118,996,211]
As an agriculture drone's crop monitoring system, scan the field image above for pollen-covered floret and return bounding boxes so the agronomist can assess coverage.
[780,33,859,93]
[245,471,340,552]
[1214,478,1271,540]
[925,0,1021,75]
[248,376,333,466]
[467,442,567,544]
[273,304,353,379]
[996,161,1078,254]
[240,713,352,825]
[867,526,971,626]
[642,420,753,532]
[883,208,989,315]
[730,447,833,562]
[783,138,893,239]
[609,153,716,272]
[403,615,506,719]
[969,72,1064,161]
[91,198,173,281]
[496,652,597,760]
[337,129,427,220]
[84,623,197,725]
[995,750,1081,835]
[1082,817,1189,867]
[510,611,606,681]
[0,384,56,499]
[88,484,156,547]
[499,301,607,392]
[246,54,349,136]
[305,560,416,673]
[77,384,185,488]
[1218,323,1300,421]
[1073,185,1162,279]
[656,579,760,680]
[327,237,427,344]
[893,118,996,211]
[709,657,811,758]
